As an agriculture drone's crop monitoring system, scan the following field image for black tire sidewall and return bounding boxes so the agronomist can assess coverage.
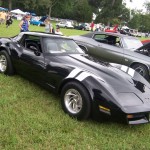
[61,81,91,120]
[0,50,14,75]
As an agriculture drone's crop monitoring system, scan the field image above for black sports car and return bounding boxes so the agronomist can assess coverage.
[71,32,150,80]
[0,32,150,125]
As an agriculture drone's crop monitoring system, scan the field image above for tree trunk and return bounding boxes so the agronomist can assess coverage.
[111,0,115,7]
[8,0,12,10]
[48,6,52,18]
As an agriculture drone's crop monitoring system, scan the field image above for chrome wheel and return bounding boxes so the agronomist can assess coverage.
[0,54,7,72]
[64,89,83,114]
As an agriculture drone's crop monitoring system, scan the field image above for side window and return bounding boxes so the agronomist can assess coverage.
[20,35,42,52]
[104,35,117,46]
[94,34,108,44]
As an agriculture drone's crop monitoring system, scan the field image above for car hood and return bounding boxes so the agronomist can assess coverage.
[48,54,150,93]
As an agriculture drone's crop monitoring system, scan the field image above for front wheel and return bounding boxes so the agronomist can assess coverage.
[132,64,149,80]
[61,81,91,120]
[0,50,14,75]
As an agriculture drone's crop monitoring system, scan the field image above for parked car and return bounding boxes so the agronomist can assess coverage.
[71,32,150,80]
[74,23,91,31]
[0,32,150,125]
[56,21,74,29]
[30,16,47,26]
[141,39,150,45]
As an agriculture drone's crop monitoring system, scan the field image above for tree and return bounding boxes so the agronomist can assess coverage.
[39,0,59,17]
[73,0,93,22]
[144,1,150,14]
[51,0,74,19]
[94,0,123,25]
[8,0,12,10]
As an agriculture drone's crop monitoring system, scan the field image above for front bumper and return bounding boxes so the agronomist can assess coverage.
[126,112,149,125]
[92,100,150,125]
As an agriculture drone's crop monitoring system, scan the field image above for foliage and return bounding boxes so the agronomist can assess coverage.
[94,0,124,25]
[0,0,150,31]
[52,0,74,19]
[128,11,150,32]
[72,0,93,22]
[144,1,150,14]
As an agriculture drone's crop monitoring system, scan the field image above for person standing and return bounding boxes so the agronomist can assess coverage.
[6,12,13,28]
[90,21,95,32]
[95,23,100,31]
[55,25,63,35]
[19,15,30,32]
[44,18,53,33]
[0,11,7,25]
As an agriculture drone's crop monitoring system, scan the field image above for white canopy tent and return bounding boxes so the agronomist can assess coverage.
[10,9,26,15]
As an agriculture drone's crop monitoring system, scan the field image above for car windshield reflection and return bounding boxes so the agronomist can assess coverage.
[43,38,84,54]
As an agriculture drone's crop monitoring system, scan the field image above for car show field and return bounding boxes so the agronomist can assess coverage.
[0,20,150,150]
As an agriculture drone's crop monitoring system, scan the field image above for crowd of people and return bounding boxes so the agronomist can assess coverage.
[18,15,63,35]
[0,10,63,35]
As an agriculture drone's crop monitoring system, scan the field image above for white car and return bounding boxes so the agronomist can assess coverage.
[56,21,74,29]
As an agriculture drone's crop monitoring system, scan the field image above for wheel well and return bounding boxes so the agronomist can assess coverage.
[0,47,10,55]
[130,62,150,76]
[58,78,91,98]
[0,47,6,52]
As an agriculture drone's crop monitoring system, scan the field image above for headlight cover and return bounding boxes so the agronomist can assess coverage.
[117,92,143,107]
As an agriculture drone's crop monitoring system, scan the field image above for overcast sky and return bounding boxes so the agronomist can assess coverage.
[125,0,149,12]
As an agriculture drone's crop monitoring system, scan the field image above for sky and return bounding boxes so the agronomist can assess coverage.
[125,0,149,12]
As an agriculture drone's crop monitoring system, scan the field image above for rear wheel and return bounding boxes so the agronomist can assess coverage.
[0,50,14,75]
[61,81,91,120]
[132,64,149,80]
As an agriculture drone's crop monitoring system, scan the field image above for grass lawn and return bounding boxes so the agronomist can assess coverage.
[0,20,89,37]
[0,20,150,150]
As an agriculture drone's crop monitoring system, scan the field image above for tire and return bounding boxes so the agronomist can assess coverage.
[132,64,149,80]
[61,81,91,120]
[0,50,14,75]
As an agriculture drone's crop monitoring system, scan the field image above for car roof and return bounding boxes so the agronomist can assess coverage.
[82,31,138,39]
[21,31,71,39]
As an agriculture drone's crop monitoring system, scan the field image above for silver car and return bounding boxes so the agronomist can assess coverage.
[71,32,150,80]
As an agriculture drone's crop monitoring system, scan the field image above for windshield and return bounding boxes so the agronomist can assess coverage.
[11,33,24,41]
[122,37,143,50]
[43,37,84,54]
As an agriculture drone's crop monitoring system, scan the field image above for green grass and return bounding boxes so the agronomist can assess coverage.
[0,20,150,150]
[0,20,89,37]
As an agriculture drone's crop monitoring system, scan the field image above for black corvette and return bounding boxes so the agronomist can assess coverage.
[0,32,150,125]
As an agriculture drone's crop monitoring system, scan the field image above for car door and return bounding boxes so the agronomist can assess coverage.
[16,35,46,84]
[91,34,125,64]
